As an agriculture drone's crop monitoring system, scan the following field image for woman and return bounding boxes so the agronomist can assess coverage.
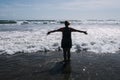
[47,21,87,61]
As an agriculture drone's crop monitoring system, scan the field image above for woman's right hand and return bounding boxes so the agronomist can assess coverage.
[84,31,88,35]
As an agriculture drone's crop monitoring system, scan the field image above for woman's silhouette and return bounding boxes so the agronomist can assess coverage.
[47,21,87,61]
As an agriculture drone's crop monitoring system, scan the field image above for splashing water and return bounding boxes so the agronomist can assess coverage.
[0,23,120,54]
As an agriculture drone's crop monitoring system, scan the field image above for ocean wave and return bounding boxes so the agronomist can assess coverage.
[0,20,120,25]
[0,20,17,24]
[0,24,120,54]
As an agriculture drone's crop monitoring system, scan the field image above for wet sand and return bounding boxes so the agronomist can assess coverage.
[0,51,120,80]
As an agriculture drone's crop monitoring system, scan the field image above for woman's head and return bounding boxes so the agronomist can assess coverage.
[65,21,70,27]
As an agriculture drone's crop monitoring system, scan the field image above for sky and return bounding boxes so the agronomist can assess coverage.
[0,0,120,20]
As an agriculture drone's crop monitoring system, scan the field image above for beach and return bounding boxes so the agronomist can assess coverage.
[0,20,120,80]
[0,51,120,80]
[0,0,120,79]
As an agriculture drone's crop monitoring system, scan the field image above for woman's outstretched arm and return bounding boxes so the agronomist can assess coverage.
[47,28,63,35]
[71,28,88,35]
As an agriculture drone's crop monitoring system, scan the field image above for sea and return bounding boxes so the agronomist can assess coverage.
[0,20,120,54]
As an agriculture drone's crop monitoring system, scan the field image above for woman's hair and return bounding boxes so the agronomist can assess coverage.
[65,21,70,26]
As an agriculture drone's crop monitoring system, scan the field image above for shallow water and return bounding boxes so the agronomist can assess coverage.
[0,52,120,80]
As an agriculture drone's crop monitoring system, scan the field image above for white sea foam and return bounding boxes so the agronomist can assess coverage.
[0,24,120,54]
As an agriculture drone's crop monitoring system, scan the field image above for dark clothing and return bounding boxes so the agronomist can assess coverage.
[61,39,72,48]
[58,27,73,48]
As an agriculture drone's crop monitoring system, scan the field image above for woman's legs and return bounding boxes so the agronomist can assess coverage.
[63,48,67,61]
[67,48,71,61]
[63,48,71,61]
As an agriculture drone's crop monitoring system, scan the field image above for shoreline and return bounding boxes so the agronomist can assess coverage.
[0,51,120,80]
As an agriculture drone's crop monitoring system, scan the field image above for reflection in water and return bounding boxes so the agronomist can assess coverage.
[50,61,72,80]
[63,62,72,80]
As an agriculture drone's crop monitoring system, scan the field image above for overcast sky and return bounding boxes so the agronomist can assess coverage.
[0,0,120,20]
